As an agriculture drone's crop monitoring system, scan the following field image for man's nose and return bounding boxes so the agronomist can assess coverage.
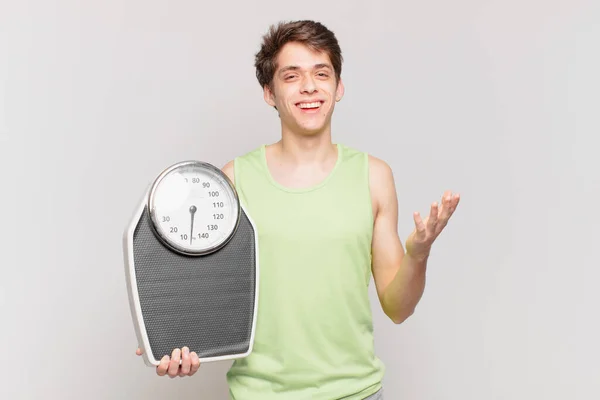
[300,75,317,93]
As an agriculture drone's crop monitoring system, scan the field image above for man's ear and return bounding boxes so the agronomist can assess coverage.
[263,84,276,107]
[335,78,345,102]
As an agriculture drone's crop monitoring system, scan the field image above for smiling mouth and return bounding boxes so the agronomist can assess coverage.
[296,101,324,110]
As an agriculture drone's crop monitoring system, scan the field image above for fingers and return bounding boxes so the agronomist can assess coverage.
[416,191,460,238]
[189,352,201,376]
[168,348,182,378]
[156,355,170,377]
[446,191,460,210]
[439,195,451,223]
[452,192,461,209]
[427,202,438,231]
[441,192,460,218]
[179,347,191,377]
[136,347,143,356]
[153,347,199,378]
[415,202,439,238]
[413,211,426,238]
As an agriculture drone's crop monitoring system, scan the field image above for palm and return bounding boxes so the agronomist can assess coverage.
[406,190,460,260]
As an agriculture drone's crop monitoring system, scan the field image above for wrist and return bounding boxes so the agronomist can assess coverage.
[406,248,430,264]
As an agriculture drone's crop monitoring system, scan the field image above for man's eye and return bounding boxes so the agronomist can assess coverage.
[318,73,329,77]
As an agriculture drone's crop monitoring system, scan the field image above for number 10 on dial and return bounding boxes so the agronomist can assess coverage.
[148,161,240,256]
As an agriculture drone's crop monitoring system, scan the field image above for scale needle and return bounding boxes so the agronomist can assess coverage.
[189,205,197,245]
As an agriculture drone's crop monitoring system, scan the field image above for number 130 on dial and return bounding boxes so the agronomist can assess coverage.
[148,161,241,256]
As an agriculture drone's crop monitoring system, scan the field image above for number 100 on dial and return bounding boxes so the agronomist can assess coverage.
[148,161,240,256]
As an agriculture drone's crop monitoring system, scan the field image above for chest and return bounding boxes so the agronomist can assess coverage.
[268,166,335,190]
[245,186,374,247]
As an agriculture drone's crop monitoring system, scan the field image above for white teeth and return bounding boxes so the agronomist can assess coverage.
[297,102,321,109]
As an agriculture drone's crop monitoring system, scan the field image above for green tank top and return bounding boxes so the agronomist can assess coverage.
[226,143,385,400]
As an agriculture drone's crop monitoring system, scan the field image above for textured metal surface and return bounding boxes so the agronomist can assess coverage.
[132,205,256,359]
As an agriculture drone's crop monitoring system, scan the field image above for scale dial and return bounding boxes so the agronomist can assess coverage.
[148,161,240,256]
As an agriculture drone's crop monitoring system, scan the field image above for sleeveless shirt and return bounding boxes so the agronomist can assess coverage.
[226,143,385,400]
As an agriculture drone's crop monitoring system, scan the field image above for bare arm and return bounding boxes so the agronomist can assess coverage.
[369,156,460,324]
[369,156,427,324]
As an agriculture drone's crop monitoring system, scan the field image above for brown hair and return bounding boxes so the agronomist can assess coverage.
[254,20,343,91]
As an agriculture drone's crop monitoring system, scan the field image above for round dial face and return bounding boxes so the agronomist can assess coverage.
[148,161,240,255]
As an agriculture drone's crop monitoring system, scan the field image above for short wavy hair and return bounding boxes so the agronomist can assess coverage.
[254,20,343,91]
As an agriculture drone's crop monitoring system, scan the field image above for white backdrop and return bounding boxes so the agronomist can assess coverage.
[1,1,598,399]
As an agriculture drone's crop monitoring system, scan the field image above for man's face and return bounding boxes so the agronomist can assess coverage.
[264,42,344,135]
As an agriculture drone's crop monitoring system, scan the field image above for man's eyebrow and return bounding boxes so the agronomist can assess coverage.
[278,63,333,74]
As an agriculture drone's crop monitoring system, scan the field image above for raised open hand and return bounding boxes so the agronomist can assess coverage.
[405,190,460,261]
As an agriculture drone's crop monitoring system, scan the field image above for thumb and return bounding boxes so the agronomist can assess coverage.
[136,347,143,356]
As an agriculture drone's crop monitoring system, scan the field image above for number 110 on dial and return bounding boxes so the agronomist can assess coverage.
[148,161,240,256]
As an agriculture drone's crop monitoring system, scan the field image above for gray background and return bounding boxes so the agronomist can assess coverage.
[1,0,598,399]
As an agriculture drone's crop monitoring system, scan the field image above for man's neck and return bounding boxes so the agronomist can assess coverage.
[274,129,336,166]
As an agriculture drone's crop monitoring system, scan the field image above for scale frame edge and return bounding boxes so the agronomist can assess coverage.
[122,183,260,367]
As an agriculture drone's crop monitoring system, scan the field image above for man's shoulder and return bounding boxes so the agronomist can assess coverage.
[221,160,235,184]
[336,143,394,188]
[338,144,392,171]
[367,153,393,176]
[220,145,264,185]
[365,152,396,213]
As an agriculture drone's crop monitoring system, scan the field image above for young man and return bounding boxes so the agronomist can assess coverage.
[137,20,460,399]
